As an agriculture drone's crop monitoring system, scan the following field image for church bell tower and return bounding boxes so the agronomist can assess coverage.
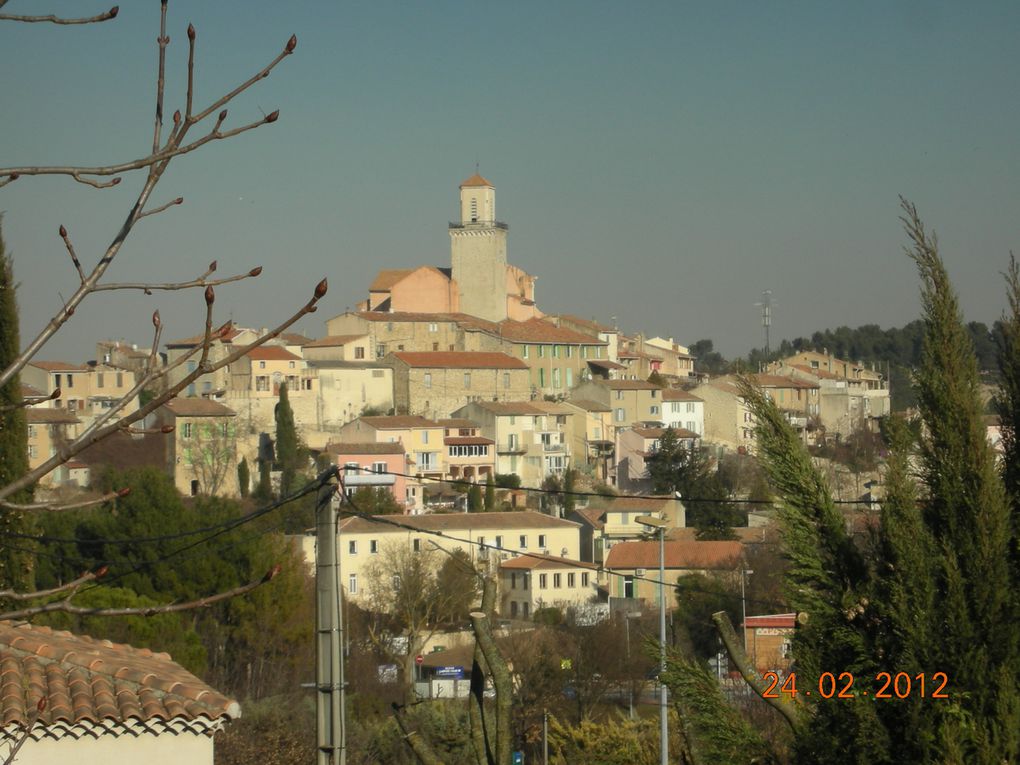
[449,173,508,322]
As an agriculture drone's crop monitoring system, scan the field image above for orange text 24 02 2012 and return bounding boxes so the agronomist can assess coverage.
[761,671,949,700]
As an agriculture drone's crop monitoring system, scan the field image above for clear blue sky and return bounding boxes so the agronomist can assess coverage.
[4,0,1019,360]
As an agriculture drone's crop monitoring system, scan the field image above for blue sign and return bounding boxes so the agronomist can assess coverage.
[435,666,464,679]
[512,752,524,765]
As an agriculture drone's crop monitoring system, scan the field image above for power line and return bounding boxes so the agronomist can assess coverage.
[342,465,881,506]
[338,492,789,613]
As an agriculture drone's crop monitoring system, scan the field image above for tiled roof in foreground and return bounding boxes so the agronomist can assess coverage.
[0,620,239,739]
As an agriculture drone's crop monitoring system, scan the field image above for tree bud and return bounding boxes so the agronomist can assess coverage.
[173,109,181,124]
[112,177,122,185]
[152,310,161,328]
[314,278,328,299]
[265,110,280,123]
[109,6,119,18]
[205,285,215,305]
[161,425,175,433]
[174,196,183,205]
[209,259,218,272]
[286,34,297,53]
[50,388,61,400]
[59,225,67,238]
[219,109,228,122]
[249,266,263,277]
[96,565,110,577]
[187,23,196,40]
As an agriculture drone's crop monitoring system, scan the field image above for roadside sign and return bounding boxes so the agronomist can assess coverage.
[435,666,464,678]
[415,654,424,666]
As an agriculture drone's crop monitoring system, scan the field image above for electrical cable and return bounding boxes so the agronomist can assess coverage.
[339,490,789,613]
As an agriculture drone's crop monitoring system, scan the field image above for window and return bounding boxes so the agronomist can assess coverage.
[96,373,104,388]
[289,361,295,369]
[348,540,358,555]
[616,390,624,400]
[429,322,438,332]
[582,346,588,359]
[539,574,547,589]
[519,535,527,549]
[511,601,518,617]
[686,402,695,413]
[511,573,517,589]
[354,346,365,359]
[522,345,529,359]
[623,576,635,599]
[302,378,312,390]
[615,408,625,422]
[424,372,432,389]
[495,535,503,549]
[27,445,36,459]
[539,368,545,387]
[523,602,530,617]
[259,361,266,369]
[538,534,547,548]
[433,342,439,351]
[566,346,573,358]
[256,376,270,391]
[463,372,471,389]
[66,374,74,388]
[27,425,36,439]
[651,389,658,398]
[538,345,545,358]
[503,372,510,388]
[581,572,589,587]
[552,368,561,389]
[344,462,359,476]
[566,368,573,388]
[53,374,61,388]
[116,372,123,387]
[553,573,561,588]
[552,345,560,358]
[568,573,575,587]
[370,539,378,554]
[650,405,660,415]
[376,344,386,358]
[182,422,193,438]
[372,461,387,475]
[413,539,421,552]
[348,574,357,595]
[596,346,602,358]
[422,430,429,444]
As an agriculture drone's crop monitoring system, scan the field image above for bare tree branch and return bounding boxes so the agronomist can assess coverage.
[0,566,281,621]
[152,0,169,155]
[137,195,184,220]
[0,569,101,601]
[0,488,128,513]
[0,5,118,25]
[58,224,85,282]
[93,265,260,294]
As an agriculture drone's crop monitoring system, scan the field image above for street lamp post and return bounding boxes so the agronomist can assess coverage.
[741,568,754,653]
[637,515,669,765]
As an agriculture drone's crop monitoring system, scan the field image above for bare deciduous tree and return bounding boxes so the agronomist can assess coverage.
[0,1,327,618]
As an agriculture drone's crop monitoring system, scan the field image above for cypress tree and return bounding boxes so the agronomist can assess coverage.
[0,223,36,592]
[484,472,495,511]
[467,482,483,512]
[274,382,300,497]
[237,457,250,499]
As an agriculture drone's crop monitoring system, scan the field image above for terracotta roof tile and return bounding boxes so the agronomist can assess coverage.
[161,398,236,417]
[496,319,608,345]
[0,621,238,731]
[751,374,819,390]
[247,346,301,361]
[358,415,441,430]
[460,173,493,188]
[303,334,367,348]
[744,613,797,629]
[604,380,662,391]
[25,409,80,424]
[472,401,546,416]
[444,436,494,446]
[604,540,743,570]
[339,510,578,534]
[392,351,528,369]
[565,399,612,413]
[27,361,87,372]
[662,389,703,402]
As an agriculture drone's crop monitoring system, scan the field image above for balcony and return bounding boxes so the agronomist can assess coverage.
[449,221,509,230]
[542,442,566,452]
[497,442,526,455]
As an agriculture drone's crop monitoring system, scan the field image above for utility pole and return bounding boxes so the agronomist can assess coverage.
[637,515,669,765]
[755,290,774,365]
[316,480,347,764]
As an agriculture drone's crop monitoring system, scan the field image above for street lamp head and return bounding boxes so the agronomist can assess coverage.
[635,515,669,530]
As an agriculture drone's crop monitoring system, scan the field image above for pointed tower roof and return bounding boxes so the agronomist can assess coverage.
[459,173,494,189]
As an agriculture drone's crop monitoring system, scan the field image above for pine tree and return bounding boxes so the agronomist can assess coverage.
[562,468,576,514]
[237,457,250,499]
[0,223,36,591]
[274,382,300,497]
